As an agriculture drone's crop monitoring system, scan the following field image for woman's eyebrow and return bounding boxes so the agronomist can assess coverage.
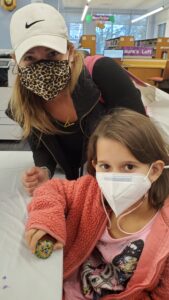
[45,48,58,52]
[24,50,34,55]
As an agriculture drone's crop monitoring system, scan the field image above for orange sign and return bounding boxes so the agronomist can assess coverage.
[1,0,16,11]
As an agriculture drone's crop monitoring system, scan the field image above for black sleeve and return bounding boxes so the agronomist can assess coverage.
[92,57,146,115]
[28,132,57,177]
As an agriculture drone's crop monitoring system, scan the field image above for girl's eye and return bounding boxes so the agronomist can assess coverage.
[97,163,110,171]
[124,164,135,171]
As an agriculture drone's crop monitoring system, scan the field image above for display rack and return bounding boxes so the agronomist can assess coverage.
[79,35,96,56]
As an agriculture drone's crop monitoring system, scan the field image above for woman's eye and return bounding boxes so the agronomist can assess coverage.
[48,51,60,58]
[23,56,33,61]
[22,56,36,65]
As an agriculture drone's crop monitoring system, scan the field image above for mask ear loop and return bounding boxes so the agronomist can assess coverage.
[12,63,18,75]
[117,163,168,235]
[145,163,169,177]
[116,199,145,235]
[116,166,152,235]
[100,193,112,229]
[145,164,153,179]
[100,165,156,235]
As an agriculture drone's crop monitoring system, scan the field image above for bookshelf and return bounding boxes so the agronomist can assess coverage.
[105,36,135,49]
[135,37,169,59]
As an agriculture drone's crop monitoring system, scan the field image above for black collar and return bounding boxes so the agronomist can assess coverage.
[71,66,101,119]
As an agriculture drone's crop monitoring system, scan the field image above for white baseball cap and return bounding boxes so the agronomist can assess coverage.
[10,3,68,63]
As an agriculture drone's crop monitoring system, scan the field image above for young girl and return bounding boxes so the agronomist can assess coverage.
[25,108,169,300]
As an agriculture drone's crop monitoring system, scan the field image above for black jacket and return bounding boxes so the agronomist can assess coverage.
[7,57,146,179]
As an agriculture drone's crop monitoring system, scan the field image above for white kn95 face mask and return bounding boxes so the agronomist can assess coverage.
[96,171,151,217]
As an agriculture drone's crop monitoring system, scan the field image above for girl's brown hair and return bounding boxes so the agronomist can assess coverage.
[9,41,84,138]
[87,108,169,209]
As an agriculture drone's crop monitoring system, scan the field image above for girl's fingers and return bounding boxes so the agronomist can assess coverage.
[29,230,47,253]
[25,230,64,255]
[25,229,38,246]
[53,242,64,250]
[25,229,46,253]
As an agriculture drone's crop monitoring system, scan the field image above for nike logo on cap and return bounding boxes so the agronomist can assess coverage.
[25,19,45,29]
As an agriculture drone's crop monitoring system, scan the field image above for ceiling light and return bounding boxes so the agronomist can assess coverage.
[87,0,92,2]
[131,6,164,23]
[81,4,89,22]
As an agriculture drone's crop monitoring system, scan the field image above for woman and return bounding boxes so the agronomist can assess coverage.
[8,2,145,195]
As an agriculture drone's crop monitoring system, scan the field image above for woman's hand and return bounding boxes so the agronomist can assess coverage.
[25,229,63,254]
[22,166,49,196]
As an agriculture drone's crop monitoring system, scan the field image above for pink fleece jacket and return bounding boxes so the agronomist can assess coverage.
[26,175,169,300]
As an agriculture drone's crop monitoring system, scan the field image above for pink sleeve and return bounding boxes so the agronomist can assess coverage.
[149,256,169,299]
[133,257,169,300]
[26,178,76,245]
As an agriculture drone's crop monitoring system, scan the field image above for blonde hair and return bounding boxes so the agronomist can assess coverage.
[9,41,84,138]
[87,108,169,209]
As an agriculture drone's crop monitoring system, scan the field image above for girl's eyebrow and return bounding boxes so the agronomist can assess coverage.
[97,160,110,163]
[121,160,140,165]
[97,160,139,165]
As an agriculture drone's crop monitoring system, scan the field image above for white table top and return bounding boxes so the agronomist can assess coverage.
[0,151,63,300]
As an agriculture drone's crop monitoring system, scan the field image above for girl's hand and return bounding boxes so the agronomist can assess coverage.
[22,167,49,196]
[25,229,63,254]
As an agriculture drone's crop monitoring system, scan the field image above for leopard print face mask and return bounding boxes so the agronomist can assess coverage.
[18,60,71,101]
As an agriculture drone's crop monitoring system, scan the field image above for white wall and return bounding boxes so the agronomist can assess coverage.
[146,15,155,39]
[153,8,169,37]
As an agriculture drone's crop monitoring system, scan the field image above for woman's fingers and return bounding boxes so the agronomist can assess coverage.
[22,168,39,185]
[25,167,39,176]
[22,167,49,195]
[26,187,35,196]
[22,168,41,195]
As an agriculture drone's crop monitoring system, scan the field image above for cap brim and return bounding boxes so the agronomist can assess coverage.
[15,35,67,63]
